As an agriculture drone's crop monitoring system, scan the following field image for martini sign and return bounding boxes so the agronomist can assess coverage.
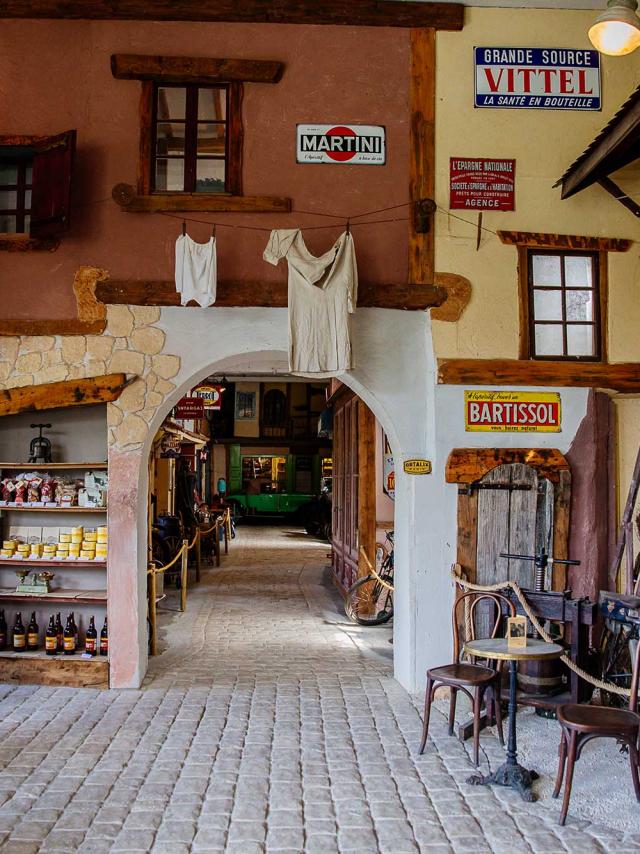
[297,124,386,165]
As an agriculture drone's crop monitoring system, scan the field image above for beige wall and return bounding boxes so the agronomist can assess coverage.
[434,8,640,364]
[233,381,260,438]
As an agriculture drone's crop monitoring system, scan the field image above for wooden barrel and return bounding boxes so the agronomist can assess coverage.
[517,658,565,696]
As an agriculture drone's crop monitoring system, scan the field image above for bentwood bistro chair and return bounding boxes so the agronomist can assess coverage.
[419,591,515,767]
[552,636,640,825]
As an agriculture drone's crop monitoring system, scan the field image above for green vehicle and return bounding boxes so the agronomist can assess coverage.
[225,447,331,520]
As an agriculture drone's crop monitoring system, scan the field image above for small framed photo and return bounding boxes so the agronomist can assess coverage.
[507,616,527,648]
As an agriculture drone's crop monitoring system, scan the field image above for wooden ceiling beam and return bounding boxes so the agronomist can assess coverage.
[1,1,464,29]
[96,279,447,311]
[0,374,128,417]
[111,54,285,84]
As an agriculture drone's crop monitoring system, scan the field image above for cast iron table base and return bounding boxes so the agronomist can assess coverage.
[465,658,539,801]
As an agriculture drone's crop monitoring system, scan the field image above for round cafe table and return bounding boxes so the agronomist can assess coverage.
[463,637,564,801]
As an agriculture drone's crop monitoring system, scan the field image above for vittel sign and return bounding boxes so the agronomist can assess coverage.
[475,47,601,110]
[296,125,386,164]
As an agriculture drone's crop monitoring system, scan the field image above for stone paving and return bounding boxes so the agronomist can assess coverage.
[0,525,637,852]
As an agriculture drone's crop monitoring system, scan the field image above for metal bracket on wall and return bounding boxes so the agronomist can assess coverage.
[413,198,437,234]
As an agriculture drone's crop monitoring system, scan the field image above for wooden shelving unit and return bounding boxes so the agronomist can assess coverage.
[0,506,107,513]
[0,462,108,470]
[0,558,105,568]
[0,648,108,688]
[0,588,107,604]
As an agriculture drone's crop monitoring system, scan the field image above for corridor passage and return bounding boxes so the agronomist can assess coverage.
[0,527,634,853]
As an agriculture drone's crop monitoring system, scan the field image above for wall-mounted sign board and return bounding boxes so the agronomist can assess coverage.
[474,47,601,110]
[450,158,515,211]
[465,390,561,433]
[175,397,205,420]
[403,459,432,475]
[383,454,395,499]
[193,384,224,410]
[296,124,386,164]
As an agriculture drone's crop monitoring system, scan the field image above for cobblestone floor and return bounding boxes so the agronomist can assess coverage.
[0,525,637,852]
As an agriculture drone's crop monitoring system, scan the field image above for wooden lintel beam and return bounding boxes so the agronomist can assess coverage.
[438,358,640,393]
[112,183,291,213]
[446,448,569,485]
[597,176,640,220]
[498,230,632,253]
[111,54,285,84]
[96,279,446,311]
[0,373,128,417]
[1,1,464,29]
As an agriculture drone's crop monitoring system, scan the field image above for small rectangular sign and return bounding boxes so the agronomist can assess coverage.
[450,158,515,211]
[296,124,386,165]
[474,47,601,110]
[403,459,432,475]
[465,390,561,433]
[175,397,205,420]
[193,384,224,411]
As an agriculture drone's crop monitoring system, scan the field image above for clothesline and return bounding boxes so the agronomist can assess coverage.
[161,211,409,232]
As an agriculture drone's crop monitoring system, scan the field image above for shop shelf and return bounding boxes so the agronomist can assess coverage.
[0,462,108,470]
[0,588,107,604]
[0,648,108,662]
[0,506,107,513]
[0,559,106,567]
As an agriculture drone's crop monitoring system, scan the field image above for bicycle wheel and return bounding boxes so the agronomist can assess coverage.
[345,574,394,626]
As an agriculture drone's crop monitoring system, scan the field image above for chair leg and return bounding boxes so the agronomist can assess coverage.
[559,730,578,826]
[448,687,457,737]
[419,677,434,755]
[493,680,505,747]
[472,687,484,768]
[552,729,567,799]
[628,739,640,803]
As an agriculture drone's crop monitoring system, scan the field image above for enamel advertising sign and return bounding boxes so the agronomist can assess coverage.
[450,158,515,211]
[474,47,601,110]
[175,397,205,420]
[193,384,224,411]
[296,124,386,164]
[465,391,562,433]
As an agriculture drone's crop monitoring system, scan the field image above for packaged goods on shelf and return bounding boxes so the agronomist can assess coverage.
[1,525,107,562]
[0,469,107,509]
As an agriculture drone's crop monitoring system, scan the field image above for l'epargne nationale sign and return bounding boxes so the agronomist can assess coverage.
[296,124,386,164]
[465,391,561,433]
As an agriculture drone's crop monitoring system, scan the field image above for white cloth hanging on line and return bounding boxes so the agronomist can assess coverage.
[175,233,217,307]
[263,228,358,377]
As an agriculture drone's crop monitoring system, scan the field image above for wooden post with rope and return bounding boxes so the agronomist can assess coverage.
[214,520,221,567]
[180,538,188,612]
[224,508,231,555]
[195,530,202,582]
[148,566,158,656]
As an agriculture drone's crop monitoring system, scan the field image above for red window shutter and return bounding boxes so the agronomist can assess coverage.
[30,130,76,238]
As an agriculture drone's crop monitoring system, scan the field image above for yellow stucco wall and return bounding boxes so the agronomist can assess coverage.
[434,8,640,364]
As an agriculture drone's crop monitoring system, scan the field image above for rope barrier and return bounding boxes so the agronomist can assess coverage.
[452,566,630,698]
[359,546,395,592]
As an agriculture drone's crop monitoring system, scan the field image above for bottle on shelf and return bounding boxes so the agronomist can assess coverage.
[63,616,75,655]
[55,612,64,652]
[45,616,57,656]
[0,609,6,651]
[100,617,108,657]
[13,612,26,652]
[27,612,39,651]
[85,616,97,656]
[70,612,80,650]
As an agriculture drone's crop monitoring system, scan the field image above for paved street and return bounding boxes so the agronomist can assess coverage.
[0,526,637,852]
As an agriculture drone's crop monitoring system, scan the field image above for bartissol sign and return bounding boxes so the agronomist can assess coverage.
[296,125,386,164]
[474,47,601,110]
[465,391,562,433]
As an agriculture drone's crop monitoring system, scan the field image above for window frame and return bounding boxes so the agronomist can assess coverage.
[141,80,243,198]
[519,246,607,362]
[151,82,234,195]
[0,158,32,235]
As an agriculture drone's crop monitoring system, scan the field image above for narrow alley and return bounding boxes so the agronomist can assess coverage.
[0,527,635,853]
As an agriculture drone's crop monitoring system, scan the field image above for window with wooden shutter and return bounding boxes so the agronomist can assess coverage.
[30,131,76,238]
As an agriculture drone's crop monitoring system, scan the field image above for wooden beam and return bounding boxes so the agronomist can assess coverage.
[498,230,631,253]
[96,278,447,310]
[112,183,291,213]
[0,374,128,417]
[0,235,60,253]
[445,448,570,485]
[0,656,108,688]
[598,176,640,220]
[438,358,640,393]
[2,1,465,30]
[409,28,435,285]
[111,54,285,84]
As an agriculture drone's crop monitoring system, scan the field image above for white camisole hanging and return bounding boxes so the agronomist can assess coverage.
[175,234,217,307]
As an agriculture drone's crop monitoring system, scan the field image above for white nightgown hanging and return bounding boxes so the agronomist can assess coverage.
[175,233,217,307]
[263,229,358,376]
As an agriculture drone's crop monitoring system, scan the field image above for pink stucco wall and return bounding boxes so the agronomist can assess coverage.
[0,21,410,320]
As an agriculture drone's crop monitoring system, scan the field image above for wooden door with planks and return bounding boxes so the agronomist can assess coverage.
[331,391,376,592]
[446,448,572,592]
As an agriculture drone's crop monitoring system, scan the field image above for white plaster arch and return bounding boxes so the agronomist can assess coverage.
[109,306,437,691]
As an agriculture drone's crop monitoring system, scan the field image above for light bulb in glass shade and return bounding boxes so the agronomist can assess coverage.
[589,2,640,56]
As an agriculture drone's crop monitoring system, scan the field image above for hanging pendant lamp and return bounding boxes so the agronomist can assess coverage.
[589,0,640,56]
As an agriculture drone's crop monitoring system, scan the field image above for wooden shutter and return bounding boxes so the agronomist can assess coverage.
[30,130,76,238]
